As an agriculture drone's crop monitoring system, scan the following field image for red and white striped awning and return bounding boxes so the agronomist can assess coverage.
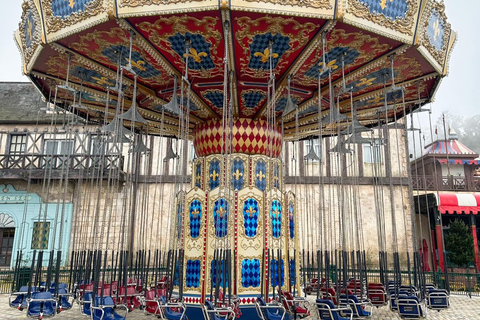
[436,193,480,214]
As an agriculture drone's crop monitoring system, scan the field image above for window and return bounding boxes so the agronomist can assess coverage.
[43,139,74,168]
[31,222,50,250]
[363,139,382,164]
[304,139,321,161]
[9,134,27,154]
[0,228,15,266]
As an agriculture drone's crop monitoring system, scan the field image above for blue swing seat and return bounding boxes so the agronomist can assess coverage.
[426,290,449,310]
[158,295,188,320]
[81,292,93,316]
[27,291,57,319]
[315,298,352,320]
[203,299,235,320]
[9,286,29,308]
[91,296,128,320]
[397,295,426,319]
[255,297,287,320]
[340,294,372,318]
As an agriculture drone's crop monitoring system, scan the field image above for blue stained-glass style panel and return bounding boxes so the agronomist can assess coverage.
[24,12,35,48]
[211,260,229,288]
[51,0,95,19]
[213,198,229,238]
[186,260,201,288]
[289,259,296,286]
[255,160,267,191]
[169,32,215,70]
[427,10,445,51]
[243,198,259,238]
[209,160,221,190]
[273,163,280,189]
[249,33,290,70]
[289,202,294,239]
[232,159,245,190]
[270,200,282,238]
[270,259,285,287]
[360,0,408,21]
[189,200,202,239]
[195,163,202,188]
[242,259,261,288]
[101,45,161,79]
[176,202,183,240]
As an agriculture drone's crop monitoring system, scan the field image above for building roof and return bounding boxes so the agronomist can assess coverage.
[424,139,479,159]
[0,82,70,124]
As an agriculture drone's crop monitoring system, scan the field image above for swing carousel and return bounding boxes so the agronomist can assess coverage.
[11,0,455,319]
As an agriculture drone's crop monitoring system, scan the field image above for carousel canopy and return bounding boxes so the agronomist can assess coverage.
[15,0,455,140]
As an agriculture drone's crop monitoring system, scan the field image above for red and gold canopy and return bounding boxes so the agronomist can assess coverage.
[15,0,455,140]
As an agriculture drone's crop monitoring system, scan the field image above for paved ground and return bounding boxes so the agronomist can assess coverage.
[0,293,479,319]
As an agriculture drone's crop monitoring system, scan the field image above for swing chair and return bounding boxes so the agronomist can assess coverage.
[278,290,311,318]
[26,291,57,319]
[397,295,427,319]
[255,297,287,320]
[91,295,128,320]
[425,288,449,311]
[315,299,353,320]
[339,294,373,319]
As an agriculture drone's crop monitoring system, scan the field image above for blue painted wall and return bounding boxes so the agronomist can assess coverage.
[0,184,73,269]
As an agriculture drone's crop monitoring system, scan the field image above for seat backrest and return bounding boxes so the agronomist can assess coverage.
[18,286,29,292]
[145,289,155,300]
[316,299,337,320]
[29,292,55,316]
[205,299,215,310]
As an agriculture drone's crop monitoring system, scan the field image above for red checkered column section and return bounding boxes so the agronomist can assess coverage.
[193,118,282,157]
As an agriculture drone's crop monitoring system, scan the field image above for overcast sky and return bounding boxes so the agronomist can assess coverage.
[1,1,478,129]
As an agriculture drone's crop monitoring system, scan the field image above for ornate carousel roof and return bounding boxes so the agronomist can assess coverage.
[15,0,455,140]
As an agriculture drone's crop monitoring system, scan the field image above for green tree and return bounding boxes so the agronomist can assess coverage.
[445,219,474,268]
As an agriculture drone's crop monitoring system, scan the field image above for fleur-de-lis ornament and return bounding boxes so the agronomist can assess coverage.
[183,48,208,63]
[254,48,279,63]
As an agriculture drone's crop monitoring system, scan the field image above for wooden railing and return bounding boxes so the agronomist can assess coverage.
[412,175,480,192]
[0,154,124,171]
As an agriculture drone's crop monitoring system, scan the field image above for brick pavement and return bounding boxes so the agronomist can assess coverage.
[0,294,479,319]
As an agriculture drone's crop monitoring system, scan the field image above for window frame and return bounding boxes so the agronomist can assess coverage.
[363,139,383,164]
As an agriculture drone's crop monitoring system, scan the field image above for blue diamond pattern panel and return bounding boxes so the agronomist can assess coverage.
[24,11,35,48]
[242,259,261,288]
[271,200,282,238]
[305,47,359,79]
[298,105,317,117]
[189,200,202,239]
[231,159,245,190]
[211,259,229,288]
[213,198,229,238]
[204,90,224,109]
[209,160,221,190]
[175,96,199,111]
[273,164,280,189]
[289,259,296,286]
[176,202,183,240]
[427,10,445,51]
[243,91,266,109]
[349,68,397,92]
[71,66,116,88]
[195,163,202,188]
[270,259,285,287]
[354,89,403,108]
[243,198,259,238]
[275,97,299,112]
[289,202,294,239]
[169,32,215,70]
[255,160,267,191]
[51,0,94,19]
[102,45,161,79]
[361,0,408,21]
[249,33,290,70]
[186,260,201,288]
[102,45,160,78]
